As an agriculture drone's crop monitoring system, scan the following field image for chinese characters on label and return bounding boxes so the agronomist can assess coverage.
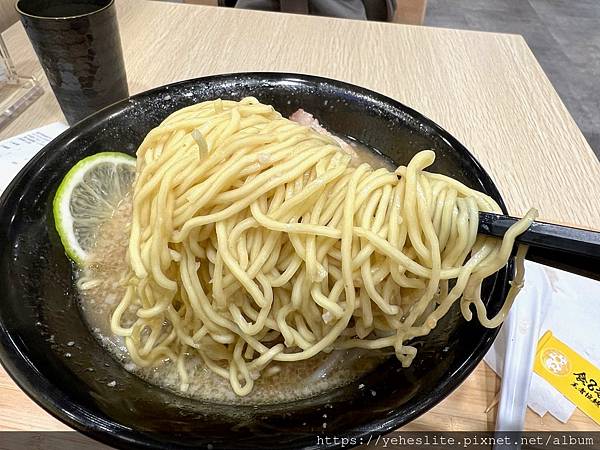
[571,372,600,407]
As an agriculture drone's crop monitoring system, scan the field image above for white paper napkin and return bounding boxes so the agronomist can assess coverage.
[0,122,68,194]
[485,260,600,422]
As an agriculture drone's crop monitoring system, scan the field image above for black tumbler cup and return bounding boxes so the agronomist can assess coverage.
[16,0,128,125]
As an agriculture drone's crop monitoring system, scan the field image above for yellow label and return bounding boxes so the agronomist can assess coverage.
[534,330,600,425]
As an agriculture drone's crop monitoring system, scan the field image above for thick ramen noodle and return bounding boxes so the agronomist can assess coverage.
[78,97,535,401]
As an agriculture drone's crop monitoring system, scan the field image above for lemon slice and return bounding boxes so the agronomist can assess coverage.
[53,152,136,265]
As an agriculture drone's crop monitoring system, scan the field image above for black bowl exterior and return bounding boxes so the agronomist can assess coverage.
[0,73,510,450]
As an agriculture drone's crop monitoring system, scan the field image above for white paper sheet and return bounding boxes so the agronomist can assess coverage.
[485,261,600,423]
[0,122,68,194]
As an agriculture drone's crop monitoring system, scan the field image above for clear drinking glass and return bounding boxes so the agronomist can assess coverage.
[0,34,43,130]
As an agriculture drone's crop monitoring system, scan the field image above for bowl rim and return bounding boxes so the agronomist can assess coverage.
[0,72,508,449]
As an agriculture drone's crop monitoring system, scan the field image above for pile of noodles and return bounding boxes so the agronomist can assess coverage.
[110,97,535,395]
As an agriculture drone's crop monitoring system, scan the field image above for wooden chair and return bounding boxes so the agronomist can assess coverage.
[183,0,219,5]
[393,0,427,25]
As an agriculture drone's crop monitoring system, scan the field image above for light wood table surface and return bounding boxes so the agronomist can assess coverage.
[1,0,599,439]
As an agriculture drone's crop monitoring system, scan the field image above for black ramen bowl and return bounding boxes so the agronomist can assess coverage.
[0,73,510,449]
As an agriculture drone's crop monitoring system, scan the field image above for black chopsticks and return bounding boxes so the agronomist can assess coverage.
[478,212,600,280]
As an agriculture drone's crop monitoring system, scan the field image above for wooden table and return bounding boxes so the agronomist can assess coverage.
[1,0,599,438]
